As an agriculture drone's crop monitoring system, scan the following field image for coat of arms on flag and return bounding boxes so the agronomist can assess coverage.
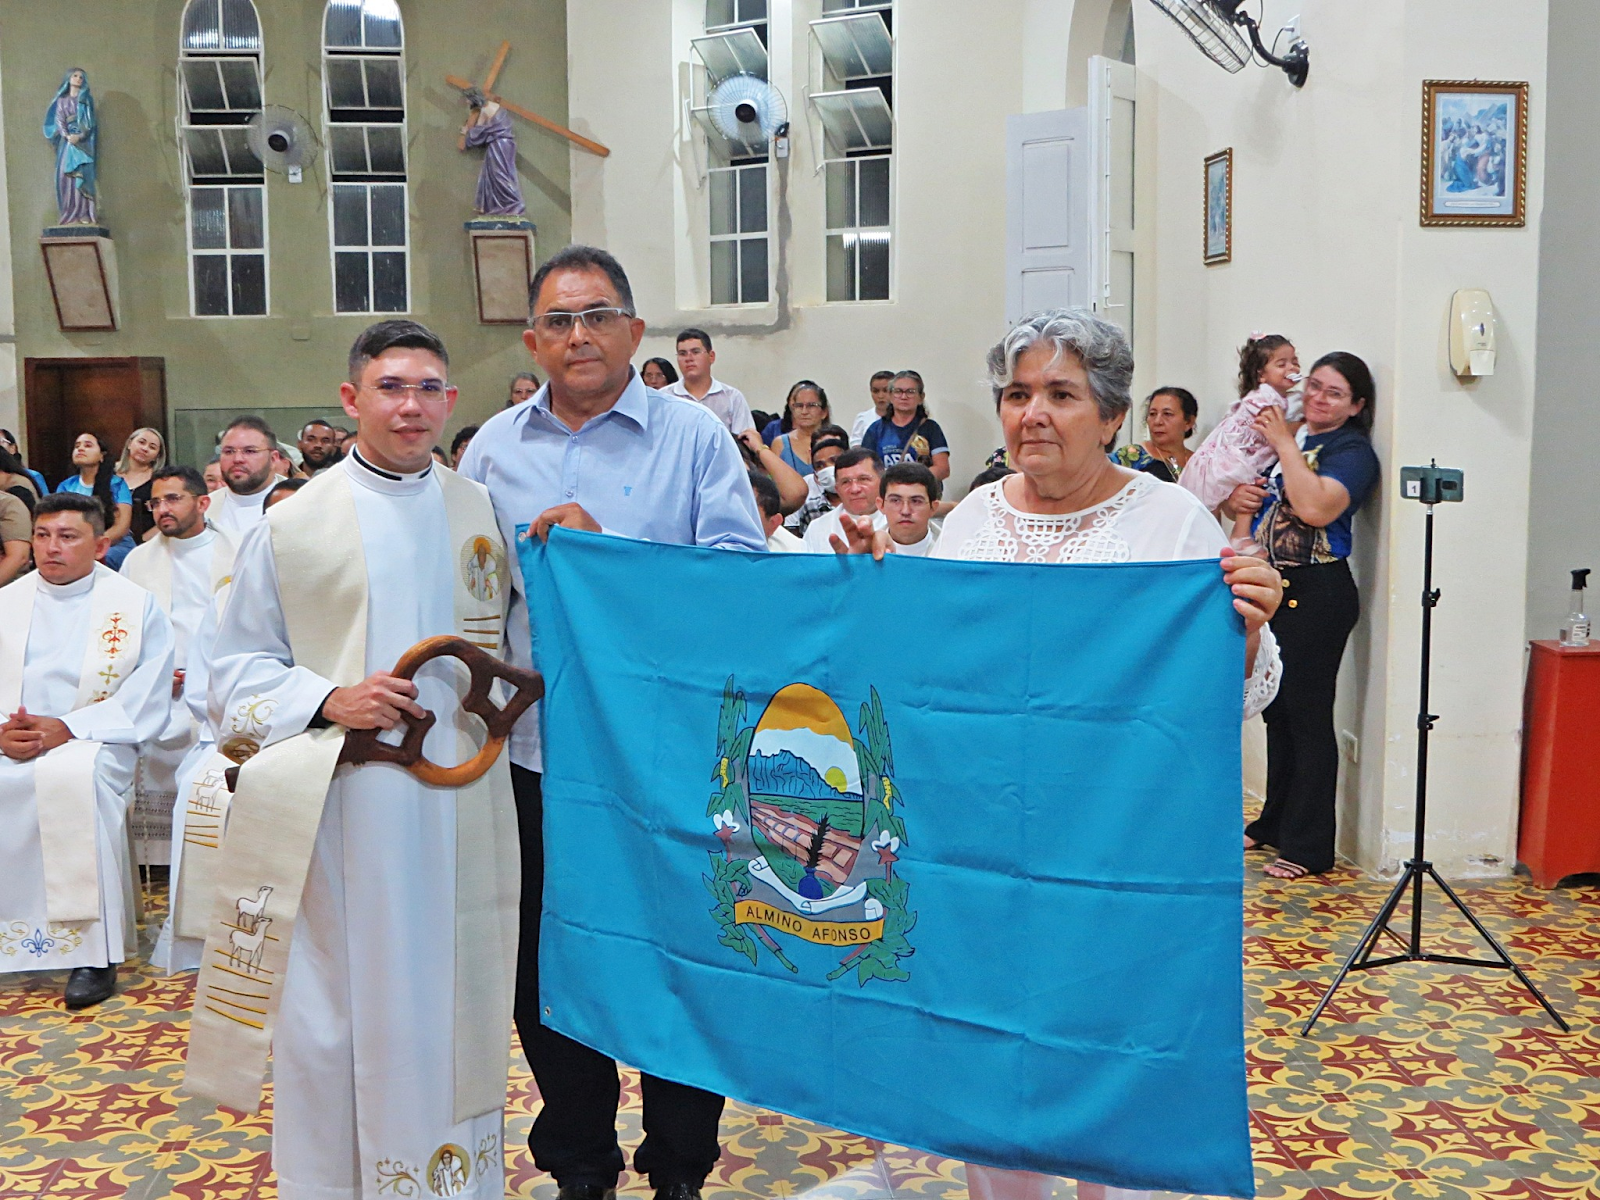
[705,678,915,985]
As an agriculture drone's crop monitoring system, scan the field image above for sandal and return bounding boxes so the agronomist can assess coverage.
[1263,858,1310,880]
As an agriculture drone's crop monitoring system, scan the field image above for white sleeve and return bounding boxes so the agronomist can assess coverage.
[207,522,340,749]
[728,388,756,435]
[1244,626,1282,720]
[61,594,176,745]
[929,489,989,560]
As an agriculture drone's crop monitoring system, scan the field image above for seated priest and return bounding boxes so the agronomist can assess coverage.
[0,492,175,1009]
[185,320,520,1200]
[122,468,237,891]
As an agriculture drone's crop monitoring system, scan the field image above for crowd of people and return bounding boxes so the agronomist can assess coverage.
[0,242,1380,1200]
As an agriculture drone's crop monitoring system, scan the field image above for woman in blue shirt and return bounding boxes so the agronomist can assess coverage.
[1236,352,1380,880]
[56,430,135,569]
[862,369,951,482]
[770,380,832,476]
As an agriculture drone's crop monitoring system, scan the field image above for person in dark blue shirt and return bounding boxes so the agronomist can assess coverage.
[1235,351,1380,881]
[861,369,950,482]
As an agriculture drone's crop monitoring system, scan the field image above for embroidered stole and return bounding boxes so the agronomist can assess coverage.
[184,466,519,1125]
[121,524,236,615]
[0,566,149,923]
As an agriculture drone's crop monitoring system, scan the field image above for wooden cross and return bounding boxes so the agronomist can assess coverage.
[448,41,610,158]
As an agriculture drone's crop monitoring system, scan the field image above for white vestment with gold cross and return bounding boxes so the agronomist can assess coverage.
[0,565,175,971]
[198,453,517,1200]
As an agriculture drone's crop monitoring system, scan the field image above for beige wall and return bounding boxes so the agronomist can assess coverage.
[1,0,569,468]
[1136,0,1549,876]
[0,47,15,434]
[567,0,1028,490]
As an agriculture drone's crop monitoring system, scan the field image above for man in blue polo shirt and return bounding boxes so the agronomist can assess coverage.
[457,244,764,1200]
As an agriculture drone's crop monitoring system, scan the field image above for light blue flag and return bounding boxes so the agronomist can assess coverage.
[522,529,1253,1199]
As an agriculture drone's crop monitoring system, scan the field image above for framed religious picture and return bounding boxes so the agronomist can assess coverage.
[1420,80,1528,226]
[1204,149,1232,265]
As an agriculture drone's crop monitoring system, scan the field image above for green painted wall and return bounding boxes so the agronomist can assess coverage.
[1,0,570,468]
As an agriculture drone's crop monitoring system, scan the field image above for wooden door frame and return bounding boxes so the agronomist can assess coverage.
[23,356,167,488]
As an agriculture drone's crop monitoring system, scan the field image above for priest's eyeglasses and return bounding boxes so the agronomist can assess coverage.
[532,307,633,336]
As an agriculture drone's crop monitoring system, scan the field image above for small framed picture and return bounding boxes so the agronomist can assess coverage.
[1421,80,1528,226]
[1204,149,1232,265]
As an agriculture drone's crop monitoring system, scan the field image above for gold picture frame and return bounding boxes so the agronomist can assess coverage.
[1204,149,1232,265]
[1420,80,1528,227]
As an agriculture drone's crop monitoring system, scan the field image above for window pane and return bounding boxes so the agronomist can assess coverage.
[219,0,263,50]
[859,232,890,300]
[826,234,855,302]
[859,157,890,226]
[709,171,735,237]
[191,187,227,249]
[333,184,369,246]
[370,185,406,246]
[329,126,369,174]
[738,166,767,233]
[324,0,363,47]
[194,254,229,315]
[737,0,768,20]
[335,250,370,311]
[367,125,406,173]
[364,59,403,108]
[326,58,367,108]
[705,0,735,26]
[182,61,227,111]
[221,128,263,174]
[739,236,768,302]
[710,240,737,305]
[825,161,853,228]
[372,252,407,311]
[231,253,267,315]
[228,187,264,249]
[364,2,403,48]
[219,59,261,110]
[183,0,222,52]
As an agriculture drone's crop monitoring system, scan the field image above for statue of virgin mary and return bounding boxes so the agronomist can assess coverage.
[43,67,98,226]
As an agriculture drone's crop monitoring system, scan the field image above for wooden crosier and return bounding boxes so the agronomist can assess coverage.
[449,41,610,159]
[223,636,542,791]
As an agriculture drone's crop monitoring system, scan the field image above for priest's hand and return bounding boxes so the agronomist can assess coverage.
[0,707,71,761]
[830,515,892,561]
[321,674,428,731]
[531,503,601,542]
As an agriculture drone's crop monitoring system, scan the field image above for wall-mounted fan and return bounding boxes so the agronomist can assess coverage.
[707,74,788,150]
[1148,0,1310,88]
[247,105,319,182]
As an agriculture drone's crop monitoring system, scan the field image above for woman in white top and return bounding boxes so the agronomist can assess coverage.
[840,308,1281,1200]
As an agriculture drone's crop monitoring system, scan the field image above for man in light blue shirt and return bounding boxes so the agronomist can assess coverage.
[456,244,762,1200]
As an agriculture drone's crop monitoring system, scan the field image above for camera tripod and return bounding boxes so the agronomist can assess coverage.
[1301,501,1568,1036]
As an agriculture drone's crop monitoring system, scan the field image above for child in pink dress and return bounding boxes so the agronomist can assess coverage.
[1178,334,1301,515]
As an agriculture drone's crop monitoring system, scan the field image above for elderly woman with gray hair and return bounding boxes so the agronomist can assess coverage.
[835,308,1281,1200]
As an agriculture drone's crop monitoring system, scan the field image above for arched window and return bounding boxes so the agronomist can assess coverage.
[323,0,409,313]
[179,0,268,316]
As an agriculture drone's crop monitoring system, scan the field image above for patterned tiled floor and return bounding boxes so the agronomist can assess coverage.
[3,858,1598,1200]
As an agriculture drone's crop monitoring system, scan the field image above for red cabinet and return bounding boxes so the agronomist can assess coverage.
[1520,640,1600,887]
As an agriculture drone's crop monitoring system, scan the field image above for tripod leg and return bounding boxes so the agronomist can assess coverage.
[1301,866,1418,1036]
[1427,867,1570,1033]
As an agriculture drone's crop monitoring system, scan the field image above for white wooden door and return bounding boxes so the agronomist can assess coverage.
[1004,108,1089,326]
[1088,55,1138,349]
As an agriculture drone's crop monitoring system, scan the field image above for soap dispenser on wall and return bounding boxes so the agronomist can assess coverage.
[1449,288,1496,377]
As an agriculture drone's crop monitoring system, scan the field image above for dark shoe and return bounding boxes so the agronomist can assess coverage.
[557,1187,616,1200]
[64,964,117,1010]
[653,1186,702,1200]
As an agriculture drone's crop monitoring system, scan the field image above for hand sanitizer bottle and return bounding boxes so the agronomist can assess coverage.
[1559,568,1591,647]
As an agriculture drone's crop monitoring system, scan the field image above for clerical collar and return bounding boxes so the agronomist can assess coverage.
[350,445,432,483]
[38,567,98,597]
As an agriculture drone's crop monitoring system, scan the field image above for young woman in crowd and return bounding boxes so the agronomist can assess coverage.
[1113,386,1197,482]
[56,431,135,569]
[0,430,48,497]
[1238,352,1380,880]
[771,381,831,476]
[115,426,167,542]
[0,444,41,513]
[863,369,951,481]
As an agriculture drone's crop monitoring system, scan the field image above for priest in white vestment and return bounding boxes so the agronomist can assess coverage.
[207,416,285,542]
[187,320,519,1200]
[122,466,237,871]
[0,493,175,1008]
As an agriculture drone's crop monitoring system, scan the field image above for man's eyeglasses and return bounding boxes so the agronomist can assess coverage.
[531,307,633,336]
[219,446,271,459]
[363,380,451,397]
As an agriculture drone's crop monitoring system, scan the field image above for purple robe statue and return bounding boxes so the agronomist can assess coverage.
[464,106,525,217]
[43,68,98,226]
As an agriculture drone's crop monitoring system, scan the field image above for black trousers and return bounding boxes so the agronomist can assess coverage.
[511,764,726,1190]
[1245,559,1360,874]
